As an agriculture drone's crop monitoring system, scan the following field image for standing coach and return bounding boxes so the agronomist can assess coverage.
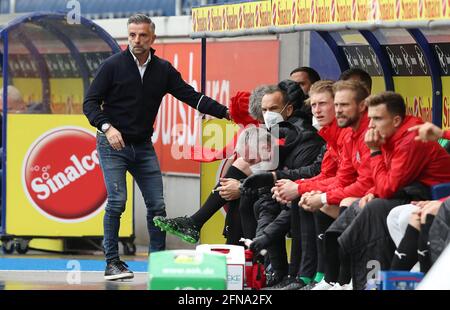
[83,14,229,280]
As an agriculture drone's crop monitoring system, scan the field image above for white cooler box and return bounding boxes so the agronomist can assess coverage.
[196,244,245,290]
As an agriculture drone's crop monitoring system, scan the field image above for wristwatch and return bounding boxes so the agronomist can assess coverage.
[101,123,111,133]
[225,109,231,120]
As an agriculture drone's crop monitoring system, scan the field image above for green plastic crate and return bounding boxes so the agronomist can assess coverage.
[148,250,227,290]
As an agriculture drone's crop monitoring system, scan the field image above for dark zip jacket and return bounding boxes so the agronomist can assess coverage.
[275,110,325,180]
[254,109,324,240]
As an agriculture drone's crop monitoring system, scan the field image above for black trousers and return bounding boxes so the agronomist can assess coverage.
[223,199,244,245]
[253,195,288,275]
[288,203,301,276]
[238,193,258,239]
[298,206,317,279]
[336,183,430,289]
[338,198,410,290]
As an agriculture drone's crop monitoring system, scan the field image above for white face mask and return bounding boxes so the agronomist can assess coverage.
[263,104,287,129]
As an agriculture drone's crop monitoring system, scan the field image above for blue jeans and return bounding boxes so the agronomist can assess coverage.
[96,133,166,262]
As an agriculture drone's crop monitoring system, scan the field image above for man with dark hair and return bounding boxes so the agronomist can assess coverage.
[337,91,450,289]
[242,80,324,287]
[83,13,229,280]
[339,68,372,93]
[290,67,321,95]
[367,91,405,117]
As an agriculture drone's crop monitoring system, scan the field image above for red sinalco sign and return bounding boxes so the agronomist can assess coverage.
[22,127,106,222]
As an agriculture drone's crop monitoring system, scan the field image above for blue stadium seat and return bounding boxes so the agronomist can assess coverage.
[182,0,201,15]
[92,0,106,14]
[79,0,91,15]
[48,0,61,11]
[164,0,176,16]
[100,12,114,20]
[15,0,32,12]
[430,139,450,200]
[431,183,450,200]
[16,0,58,12]
[0,0,10,14]
[113,11,125,19]
[120,0,174,16]
[111,0,124,13]
[13,0,177,17]
[122,0,136,13]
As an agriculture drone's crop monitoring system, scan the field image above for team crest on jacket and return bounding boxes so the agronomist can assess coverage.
[355,151,361,163]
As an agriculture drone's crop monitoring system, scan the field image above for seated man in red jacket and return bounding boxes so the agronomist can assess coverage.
[337,92,450,289]
[273,80,373,290]
[269,80,351,288]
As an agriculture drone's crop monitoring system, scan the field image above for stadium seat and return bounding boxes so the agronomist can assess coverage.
[430,138,450,200]
[431,183,450,200]
[0,0,10,14]
[11,0,179,17]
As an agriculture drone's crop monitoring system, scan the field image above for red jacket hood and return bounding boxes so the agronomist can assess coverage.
[383,116,423,151]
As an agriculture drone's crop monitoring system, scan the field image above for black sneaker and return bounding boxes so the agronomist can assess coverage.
[153,216,200,244]
[265,275,297,290]
[281,278,307,290]
[260,273,288,290]
[104,260,134,281]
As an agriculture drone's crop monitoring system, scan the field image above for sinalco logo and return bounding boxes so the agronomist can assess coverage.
[22,127,106,222]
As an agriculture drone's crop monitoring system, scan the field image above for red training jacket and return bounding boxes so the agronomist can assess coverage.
[296,118,351,193]
[367,116,450,198]
[324,112,374,205]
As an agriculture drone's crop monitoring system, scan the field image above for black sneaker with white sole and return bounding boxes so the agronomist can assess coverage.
[281,278,307,290]
[104,260,134,281]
